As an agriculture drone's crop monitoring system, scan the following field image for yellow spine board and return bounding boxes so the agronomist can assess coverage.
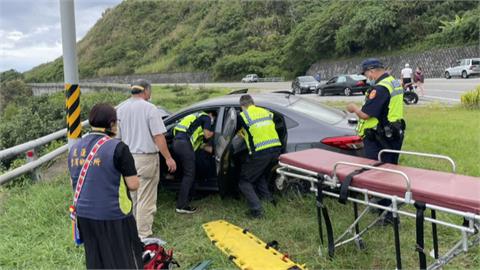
[203,220,306,270]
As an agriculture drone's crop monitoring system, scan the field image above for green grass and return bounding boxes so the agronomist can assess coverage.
[1,103,479,269]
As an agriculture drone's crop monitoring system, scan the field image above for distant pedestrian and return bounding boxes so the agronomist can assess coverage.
[414,67,425,97]
[400,63,413,89]
[314,73,321,82]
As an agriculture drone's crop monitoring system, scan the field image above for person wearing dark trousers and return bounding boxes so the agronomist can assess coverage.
[237,94,282,219]
[173,111,215,214]
[346,58,406,225]
[68,104,143,269]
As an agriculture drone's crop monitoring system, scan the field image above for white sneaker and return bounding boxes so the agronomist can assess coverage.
[175,206,197,214]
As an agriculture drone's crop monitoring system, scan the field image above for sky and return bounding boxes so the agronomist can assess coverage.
[0,0,122,72]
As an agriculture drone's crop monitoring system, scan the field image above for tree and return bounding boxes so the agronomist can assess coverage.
[0,69,23,83]
[0,80,33,111]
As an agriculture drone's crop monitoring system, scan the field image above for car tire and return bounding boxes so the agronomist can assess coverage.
[344,87,352,96]
[445,71,451,79]
[318,88,324,96]
[462,70,468,79]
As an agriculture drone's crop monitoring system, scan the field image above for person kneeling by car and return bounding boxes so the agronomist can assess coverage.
[173,110,216,214]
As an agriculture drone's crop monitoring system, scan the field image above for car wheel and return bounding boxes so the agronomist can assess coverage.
[445,71,451,79]
[344,87,352,96]
[462,70,468,79]
[318,88,324,96]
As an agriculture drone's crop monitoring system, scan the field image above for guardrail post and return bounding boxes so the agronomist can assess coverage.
[25,149,40,181]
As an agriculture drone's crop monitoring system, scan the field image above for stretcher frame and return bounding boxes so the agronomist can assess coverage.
[276,149,480,270]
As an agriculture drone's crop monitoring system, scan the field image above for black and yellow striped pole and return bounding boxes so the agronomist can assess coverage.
[66,83,81,139]
[60,0,81,149]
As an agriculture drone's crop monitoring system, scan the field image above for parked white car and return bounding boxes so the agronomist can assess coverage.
[241,74,259,83]
[445,58,480,79]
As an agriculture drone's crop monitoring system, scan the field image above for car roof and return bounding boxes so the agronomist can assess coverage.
[176,93,300,113]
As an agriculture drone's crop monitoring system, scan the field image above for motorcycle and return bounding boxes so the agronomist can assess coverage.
[403,82,419,105]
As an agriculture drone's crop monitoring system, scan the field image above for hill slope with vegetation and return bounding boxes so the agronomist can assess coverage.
[24,0,479,82]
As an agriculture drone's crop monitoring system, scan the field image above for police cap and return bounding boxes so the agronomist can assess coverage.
[360,58,384,74]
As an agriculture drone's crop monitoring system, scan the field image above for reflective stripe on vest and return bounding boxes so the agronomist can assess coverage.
[174,112,208,150]
[377,76,404,123]
[240,105,281,154]
[357,75,404,137]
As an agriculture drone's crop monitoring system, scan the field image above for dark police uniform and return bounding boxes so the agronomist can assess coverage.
[173,112,213,211]
[68,132,143,269]
[360,72,405,164]
[236,105,282,218]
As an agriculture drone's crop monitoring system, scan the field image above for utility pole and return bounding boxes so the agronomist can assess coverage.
[60,0,81,150]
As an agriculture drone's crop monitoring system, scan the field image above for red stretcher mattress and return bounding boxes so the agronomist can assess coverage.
[279,149,480,214]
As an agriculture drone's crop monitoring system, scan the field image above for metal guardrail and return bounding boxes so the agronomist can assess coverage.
[0,120,89,161]
[258,77,284,82]
[0,120,89,185]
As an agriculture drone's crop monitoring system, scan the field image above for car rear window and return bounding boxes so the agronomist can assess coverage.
[472,60,480,65]
[299,76,316,82]
[287,98,345,124]
[350,75,366,80]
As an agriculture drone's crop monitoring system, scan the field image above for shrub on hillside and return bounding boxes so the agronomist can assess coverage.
[0,91,128,150]
[460,86,480,110]
[0,69,24,83]
[0,80,33,112]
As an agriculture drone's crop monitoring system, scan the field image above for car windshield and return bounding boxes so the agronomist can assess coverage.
[287,98,345,124]
[350,75,366,81]
[299,76,316,82]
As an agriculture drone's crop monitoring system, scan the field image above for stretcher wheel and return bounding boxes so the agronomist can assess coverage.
[355,238,366,250]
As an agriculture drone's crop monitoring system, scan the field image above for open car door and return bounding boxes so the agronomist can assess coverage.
[214,107,237,198]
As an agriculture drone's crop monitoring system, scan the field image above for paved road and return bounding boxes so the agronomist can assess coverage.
[158,78,480,103]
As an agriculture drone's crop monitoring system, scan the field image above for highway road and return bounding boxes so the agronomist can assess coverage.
[160,78,480,103]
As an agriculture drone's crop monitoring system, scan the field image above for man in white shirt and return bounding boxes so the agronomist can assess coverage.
[400,63,413,89]
[117,79,176,239]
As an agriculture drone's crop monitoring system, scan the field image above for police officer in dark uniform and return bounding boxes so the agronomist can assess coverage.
[236,94,282,219]
[173,111,216,214]
[347,58,406,224]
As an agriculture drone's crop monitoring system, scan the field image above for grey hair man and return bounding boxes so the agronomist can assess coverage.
[117,79,176,239]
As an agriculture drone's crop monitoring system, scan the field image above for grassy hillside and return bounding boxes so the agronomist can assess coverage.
[24,0,479,82]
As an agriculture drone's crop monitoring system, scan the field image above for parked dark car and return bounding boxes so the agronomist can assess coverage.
[318,75,370,96]
[158,92,363,196]
[291,76,321,94]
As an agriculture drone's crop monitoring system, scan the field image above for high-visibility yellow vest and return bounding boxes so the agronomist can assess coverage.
[174,112,208,150]
[240,105,281,154]
[357,75,404,137]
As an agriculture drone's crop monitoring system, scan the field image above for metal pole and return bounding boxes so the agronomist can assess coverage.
[60,0,81,150]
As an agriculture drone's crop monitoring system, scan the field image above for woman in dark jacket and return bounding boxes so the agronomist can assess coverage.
[68,103,143,269]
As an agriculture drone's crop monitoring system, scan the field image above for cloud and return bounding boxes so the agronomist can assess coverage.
[0,0,122,72]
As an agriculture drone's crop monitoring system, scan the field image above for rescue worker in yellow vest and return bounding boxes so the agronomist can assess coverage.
[237,94,282,219]
[346,58,406,225]
[173,111,216,214]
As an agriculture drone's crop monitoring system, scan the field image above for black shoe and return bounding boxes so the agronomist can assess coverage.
[246,209,264,219]
[175,206,197,214]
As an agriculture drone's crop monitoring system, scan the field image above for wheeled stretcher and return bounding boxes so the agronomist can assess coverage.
[276,148,480,270]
